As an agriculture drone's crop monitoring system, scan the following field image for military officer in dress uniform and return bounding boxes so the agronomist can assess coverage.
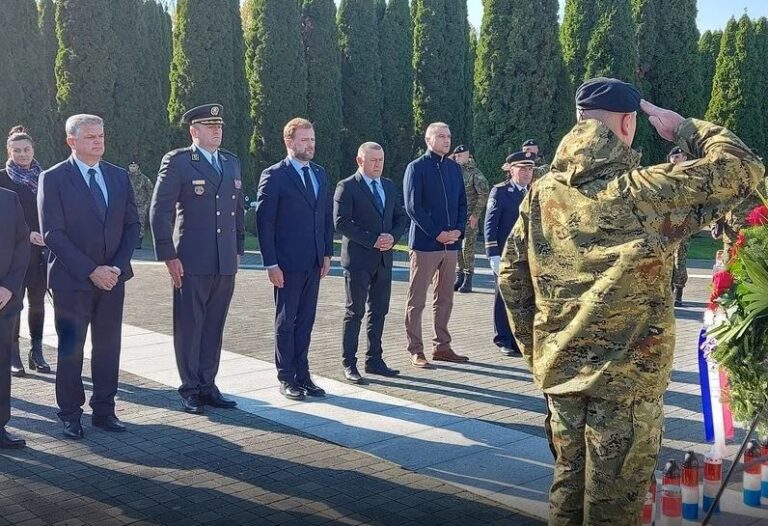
[150,104,245,415]
[484,151,535,356]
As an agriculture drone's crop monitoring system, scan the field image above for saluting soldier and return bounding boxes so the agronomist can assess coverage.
[451,144,489,293]
[498,77,763,524]
[484,151,535,357]
[150,104,245,415]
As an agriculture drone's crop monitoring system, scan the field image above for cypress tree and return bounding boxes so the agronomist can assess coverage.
[226,0,254,186]
[56,0,118,130]
[474,0,569,181]
[539,0,574,153]
[380,0,414,182]
[338,0,383,176]
[464,28,477,147]
[37,0,59,162]
[442,0,471,145]
[244,0,307,175]
[302,0,343,181]
[561,0,598,85]
[583,0,637,81]
[707,17,758,150]
[699,30,722,116]
[0,2,30,141]
[749,18,767,155]
[375,0,386,27]
[633,0,700,162]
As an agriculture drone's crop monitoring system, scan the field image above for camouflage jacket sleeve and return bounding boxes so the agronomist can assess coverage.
[723,177,768,241]
[533,163,550,180]
[611,119,765,245]
[498,195,535,369]
[471,170,490,217]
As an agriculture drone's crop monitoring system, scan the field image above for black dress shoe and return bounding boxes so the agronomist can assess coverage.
[182,396,205,414]
[365,361,400,377]
[298,379,326,397]
[279,382,305,401]
[200,393,237,408]
[63,420,84,440]
[343,365,365,384]
[0,427,26,449]
[92,415,126,432]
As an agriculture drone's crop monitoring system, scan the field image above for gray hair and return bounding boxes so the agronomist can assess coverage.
[65,114,104,138]
[424,122,450,140]
[357,142,383,157]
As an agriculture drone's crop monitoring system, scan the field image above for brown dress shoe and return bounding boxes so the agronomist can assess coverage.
[410,353,431,368]
[432,349,469,363]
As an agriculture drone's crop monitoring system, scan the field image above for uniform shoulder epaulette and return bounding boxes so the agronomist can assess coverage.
[493,182,507,188]
[165,147,192,159]
[219,148,238,158]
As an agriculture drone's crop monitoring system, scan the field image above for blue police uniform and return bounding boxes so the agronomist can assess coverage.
[150,104,245,411]
[484,150,536,354]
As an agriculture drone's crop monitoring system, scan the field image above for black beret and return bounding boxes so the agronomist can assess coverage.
[182,104,224,125]
[521,139,537,148]
[668,146,685,157]
[504,151,536,167]
[452,144,470,154]
[575,77,642,113]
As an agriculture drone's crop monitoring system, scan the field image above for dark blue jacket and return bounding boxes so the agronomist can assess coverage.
[484,182,526,258]
[0,188,30,316]
[403,151,467,251]
[38,157,140,290]
[149,145,245,275]
[256,158,334,272]
[334,172,410,271]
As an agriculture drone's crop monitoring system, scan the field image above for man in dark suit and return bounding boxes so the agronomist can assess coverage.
[334,143,409,383]
[38,114,140,439]
[0,188,30,448]
[256,118,334,401]
[484,151,536,357]
[150,104,244,415]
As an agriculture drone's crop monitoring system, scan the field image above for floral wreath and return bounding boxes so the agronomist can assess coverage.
[707,197,768,430]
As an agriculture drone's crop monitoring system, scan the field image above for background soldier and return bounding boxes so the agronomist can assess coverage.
[499,77,763,525]
[484,151,535,357]
[668,147,689,307]
[451,144,489,293]
[711,174,768,262]
[522,139,550,178]
[127,162,153,250]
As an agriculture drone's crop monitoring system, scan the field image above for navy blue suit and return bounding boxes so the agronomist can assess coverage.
[150,145,245,399]
[0,189,30,429]
[484,182,526,350]
[38,156,140,422]
[256,157,333,384]
[334,172,409,367]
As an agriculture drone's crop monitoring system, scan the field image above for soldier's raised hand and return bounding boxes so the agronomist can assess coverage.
[641,100,684,142]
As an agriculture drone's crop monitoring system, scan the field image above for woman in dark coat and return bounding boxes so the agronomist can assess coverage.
[0,126,51,376]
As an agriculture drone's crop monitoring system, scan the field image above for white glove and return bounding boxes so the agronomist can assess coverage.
[490,256,501,276]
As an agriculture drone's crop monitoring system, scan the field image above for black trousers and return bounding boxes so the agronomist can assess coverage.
[493,280,518,350]
[274,268,320,384]
[12,246,47,343]
[342,264,392,367]
[0,313,14,428]
[52,284,125,422]
[173,274,235,399]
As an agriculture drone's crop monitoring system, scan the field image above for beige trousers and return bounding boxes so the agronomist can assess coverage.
[405,249,458,355]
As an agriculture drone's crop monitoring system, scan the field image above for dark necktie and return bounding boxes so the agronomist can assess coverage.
[212,154,223,175]
[370,179,384,214]
[87,168,107,220]
[301,166,316,200]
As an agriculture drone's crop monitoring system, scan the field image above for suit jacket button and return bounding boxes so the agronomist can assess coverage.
[216,211,220,216]
[216,228,221,233]
[231,212,235,216]
[231,195,235,199]
[216,194,219,199]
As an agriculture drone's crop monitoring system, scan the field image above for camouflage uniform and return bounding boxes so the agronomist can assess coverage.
[671,239,688,288]
[128,166,154,244]
[498,118,763,525]
[718,178,768,261]
[533,162,550,180]
[457,159,489,275]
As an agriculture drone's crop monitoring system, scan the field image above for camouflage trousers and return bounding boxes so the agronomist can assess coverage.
[457,224,478,274]
[137,204,150,240]
[546,394,663,526]
[672,240,689,288]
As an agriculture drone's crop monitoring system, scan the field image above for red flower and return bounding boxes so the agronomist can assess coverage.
[711,269,735,299]
[746,205,768,226]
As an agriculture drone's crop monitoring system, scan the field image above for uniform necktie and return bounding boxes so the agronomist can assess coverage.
[301,166,316,200]
[212,154,223,175]
[370,179,384,214]
[87,168,107,220]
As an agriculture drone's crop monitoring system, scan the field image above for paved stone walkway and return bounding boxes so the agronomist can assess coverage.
[2,252,767,525]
